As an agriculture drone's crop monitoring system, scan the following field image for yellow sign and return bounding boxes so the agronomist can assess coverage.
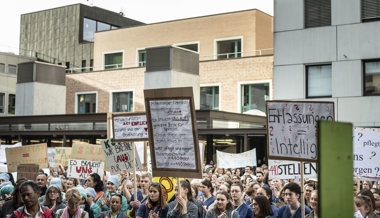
[55,147,72,166]
[152,177,179,202]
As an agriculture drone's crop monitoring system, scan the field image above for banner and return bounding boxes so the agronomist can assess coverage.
[216,149,257,168]
[266,101,334,161]
[353,127,380,178]
[55,147,72,166]
[101,139,142,174]
[112,113,149,141]
[71,143,105,163]
[17,164,39,181]
[6,143,48,172]
[268,159,317,180]
[67,159,104,179]
[152,177,178,202]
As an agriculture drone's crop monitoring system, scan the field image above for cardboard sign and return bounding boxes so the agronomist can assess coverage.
[101,139,143,174]
[48,148,56,167]
[216,149,257,168]
[71,143,105,163]
[353,127,380,178]
[266,101,334,161]
[268,159,317,180]
[67,159,104,179]
[145,87,202,178]
[152,177,178,202]
[6,143,48,172]
[17,164,39,181]
[55,147,72,166]
[0,142,22,163]
[112,113,149,141]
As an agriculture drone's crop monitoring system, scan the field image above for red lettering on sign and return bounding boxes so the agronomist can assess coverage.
[116,154,129,162]
[76,166,93,174]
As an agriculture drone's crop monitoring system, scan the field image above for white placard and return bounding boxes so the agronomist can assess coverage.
[67,159,104,179]
[216,149,257,168]
[101,139,142,174]
[113,114,148,140]
[135,141,145,164]
[353,127,380,178]
[0,142,22,163]
[267,101,334,161]
[149,99,196,169]
[268,159,317,180]
[48,148,56,167]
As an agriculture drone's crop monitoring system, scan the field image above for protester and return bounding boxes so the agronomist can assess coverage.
[128,172,152,218]
[355,195,374,218]
[205,191,239,218]
[56,188,89,218]
[191,183,204,218]
[10,180,55,218]
[304,183,315,207]
[66,178,79,190]
[136,182,169,218]
[363,181,373,190]
[252,195,274,218]
[98,193,128,218]
[200,179,215,213]
[99,175,129,213]
[256,187,278,217]
[168,179,198,218]
[42,185,66,213]
[77,186,95,218]
[0,173,10,185]
[86,173,105,203]
[0,178,27,217]
[230,183,253,218]
[86,187,102,218]
[305,190,318,218]
[277,182,311,218]
[372,189,380,215]
[358,189,380,218]
[36,173,49,197]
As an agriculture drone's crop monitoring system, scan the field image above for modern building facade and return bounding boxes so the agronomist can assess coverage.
[19,4,144,72]
[274,0,380,127]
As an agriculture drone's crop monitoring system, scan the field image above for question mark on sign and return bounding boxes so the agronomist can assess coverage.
[269,126,274,136]
[375,167,380,176]
[357,132,363,141]
[370,152,376,160]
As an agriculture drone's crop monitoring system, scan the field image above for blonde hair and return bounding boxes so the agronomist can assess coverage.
[65,188,82,202]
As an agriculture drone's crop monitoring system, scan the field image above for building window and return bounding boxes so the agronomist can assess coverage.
[77,93,96,114]
[217,39,241,59]
[65,62,70,69]
[138,50,146,67]
[0,93,4,113]
[306,64,332,98]
[305,0,331,28]
[241,83,269,115]
[362,0,380,21]
[82,18,118,42]
[8,94,15,115]
[364,60,380,96]
[81,60,86,72]
[104,52,123,69]
[8,65,17,74]
[90,59,94,71]
[112,92,133,112]
[97,21,111,32]
[177,43,199,52]
[0,63,5,73]
[200,86,219,110]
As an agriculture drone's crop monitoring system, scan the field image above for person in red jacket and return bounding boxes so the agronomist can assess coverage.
[11,180,55,218]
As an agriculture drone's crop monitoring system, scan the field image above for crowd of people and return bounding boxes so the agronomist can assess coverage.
[0,162,378,218]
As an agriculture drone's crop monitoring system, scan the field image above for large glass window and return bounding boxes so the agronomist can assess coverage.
[364,60,380,96]
[8,94,15,115]
[97,21,111,32]
[306,64,332,98]
[0,63,5,73]
[77,93,96,114]
[83,18,96,42]
[200,86,219,110]
[104,52,123,69]
[241,83,269,115]
[112,92,133,112]
[138,50,146,67]
[362,0,380,22]
[8,65,17,74]
[217,39,241,60]
[0,93,4,113]
[305,0,331,28]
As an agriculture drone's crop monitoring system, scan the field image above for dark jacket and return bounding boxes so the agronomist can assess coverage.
[10,205,55,218]
[168,200,199,218]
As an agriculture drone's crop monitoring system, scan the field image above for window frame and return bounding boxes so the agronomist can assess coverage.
[363,59,380,96]
[238,80,272,114]
[8,64,17,74]
[361,0,380,22]
[103,50,124,70]
[109,89,134,112]
[136,48,146,67]
[214,36,243,60]
[305,63,332,98]
[75,91,98,114]
[0,63,5,73]
[8,94,16,115]
[304,0,332,28]
[173,41,200,53]
[0,92,5,114]
[82,17,119,42]
[200,84,221,111]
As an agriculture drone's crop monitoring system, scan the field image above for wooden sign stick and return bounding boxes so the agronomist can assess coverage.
[133,142,138,198]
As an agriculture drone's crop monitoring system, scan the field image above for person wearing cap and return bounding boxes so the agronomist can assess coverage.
[39,177,65,204]
[86,187,102,218]
[0,178,27,217]
[0,184,14,204]
[97,175,129,213]
[0,173,10,185]
[77,186,95,218]
[42,185,66,213]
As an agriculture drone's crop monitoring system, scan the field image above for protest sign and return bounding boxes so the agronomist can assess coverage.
[112,113,149,141]
[268,159,317,180]
[216,149,257,168]
[145,87,202,178]
[353,127,380,178]
[67,159,104,179]
[0,142,22,163]
[55,147,72,166]
[17,164,39,181]
[101,139,143,174]
[48,148,56,167]
[135,141,148,171]
[266,101,334,162]
[6,143,48,172]
[71,143,105,163]
[152,177,178,202]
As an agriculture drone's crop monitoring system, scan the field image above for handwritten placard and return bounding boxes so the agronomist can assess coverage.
[101,139,142,174]
[268,159,317,180]
[67,159,104,179]
[353,127,380,178]
[113,113,149,141]
[17,164,39,181]
[266,101,334,161]
[48,148,56,167]
[216,149,257,168]
[0,142,22,163]
[6,143,48,172]
[55,147,72,166]
[71,143,105,163]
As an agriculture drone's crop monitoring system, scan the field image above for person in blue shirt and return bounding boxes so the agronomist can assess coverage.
[136,182,169,218]
[199,179,215,213]
[128,172,152,217]
[230,183,253,218]
[256,187,278,218]
[277,182,311,218]
[252,195,274,218]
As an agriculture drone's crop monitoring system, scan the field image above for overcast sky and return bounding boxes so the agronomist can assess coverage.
[0,0,273,54]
